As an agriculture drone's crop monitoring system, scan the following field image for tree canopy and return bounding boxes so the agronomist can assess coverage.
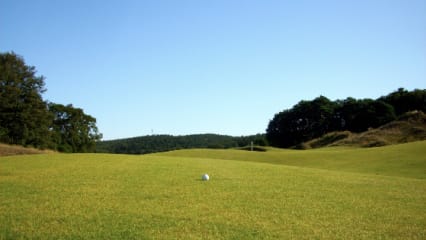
[0,52,52,148]
[49,103,102,152]
[0,52,102,152]
[266,89,425,148]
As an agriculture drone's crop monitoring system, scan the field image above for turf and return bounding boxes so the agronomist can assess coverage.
[157,141,426,179]
[1,142,425,239]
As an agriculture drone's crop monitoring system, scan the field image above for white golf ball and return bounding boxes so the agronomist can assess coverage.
[202,174,209,181]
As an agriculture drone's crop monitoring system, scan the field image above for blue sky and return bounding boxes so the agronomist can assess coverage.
[1,0,425,140]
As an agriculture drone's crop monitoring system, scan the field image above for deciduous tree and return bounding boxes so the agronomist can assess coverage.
[0,52,52,148]
[49,103,102,152]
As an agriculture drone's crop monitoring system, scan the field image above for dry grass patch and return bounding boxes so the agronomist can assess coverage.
[0,143,54,157]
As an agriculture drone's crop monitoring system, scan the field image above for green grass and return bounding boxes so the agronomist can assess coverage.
[1,142,426,239]
[158,141,426,179]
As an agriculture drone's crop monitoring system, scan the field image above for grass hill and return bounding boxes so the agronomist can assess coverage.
[1,142,425,239]
[0,143,53,156]
[304,110,426,148]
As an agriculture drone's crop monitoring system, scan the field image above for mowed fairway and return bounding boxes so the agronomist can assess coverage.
[1,142,426,239]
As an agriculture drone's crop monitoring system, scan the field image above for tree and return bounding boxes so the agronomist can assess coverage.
[266,109,295,148]
[380,88,426,115]
[0,52,102,152]
[266,96,337,148]
[266,95,397,148]
[0,52,53,148]
[49,103,102,152]
[335,98,396,132]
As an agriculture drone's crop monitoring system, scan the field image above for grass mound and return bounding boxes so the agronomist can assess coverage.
[302,131,352,149]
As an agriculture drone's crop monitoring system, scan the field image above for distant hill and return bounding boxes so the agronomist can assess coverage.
[96,133,267,154]
[302,111,426,148]
[0,143,54,156]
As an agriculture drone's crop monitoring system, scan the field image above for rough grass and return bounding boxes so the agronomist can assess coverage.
[0,143,53,156]
[305,111,426,148]
[1,142,425,239]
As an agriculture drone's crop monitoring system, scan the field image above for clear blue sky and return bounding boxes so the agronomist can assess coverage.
[1,0,425,140]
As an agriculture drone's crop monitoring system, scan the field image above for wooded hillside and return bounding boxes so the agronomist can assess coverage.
[96,134,267,154]
[266,88,426,148]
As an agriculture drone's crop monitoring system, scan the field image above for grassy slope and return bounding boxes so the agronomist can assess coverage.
[1,143,425,239]
[305,111,426,148]
[157,141,426,179]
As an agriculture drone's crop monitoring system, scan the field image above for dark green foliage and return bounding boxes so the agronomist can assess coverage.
[266,96,338,147]
[236,134,268,147]
[49,103,102,152]
[335,98,396,132]
[266,88,422,148]
[0,52,53,148]
[96,134,267,154]
[380,88,426,115]
[0,52,102,152]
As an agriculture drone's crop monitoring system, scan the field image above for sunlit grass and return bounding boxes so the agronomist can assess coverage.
[1,142,425,239]
[158,141,426,179]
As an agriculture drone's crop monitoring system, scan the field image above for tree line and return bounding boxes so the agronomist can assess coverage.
[266,88,426,148]
[0,52,102,152]
[96,134,267,154]
[2,52,424,153]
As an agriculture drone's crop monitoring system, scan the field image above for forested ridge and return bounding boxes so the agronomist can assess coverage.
[96,134,267,154]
